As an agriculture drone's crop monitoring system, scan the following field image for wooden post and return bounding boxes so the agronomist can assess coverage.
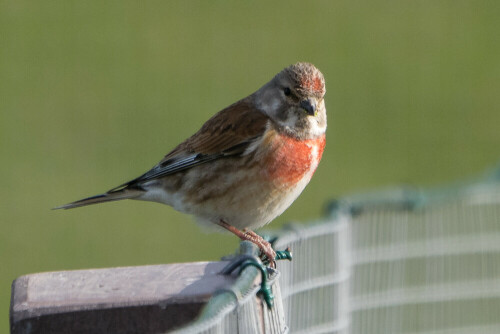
[10,261,235,334]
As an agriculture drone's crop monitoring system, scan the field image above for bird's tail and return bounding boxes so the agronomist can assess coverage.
[53,188,143,210]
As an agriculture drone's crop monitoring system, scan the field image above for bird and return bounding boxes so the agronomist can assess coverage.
[55,62,327,266]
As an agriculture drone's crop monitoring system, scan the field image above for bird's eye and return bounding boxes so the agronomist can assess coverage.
[283,87,291,96]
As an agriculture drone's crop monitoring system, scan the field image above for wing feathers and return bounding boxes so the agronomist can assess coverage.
[113,97,269,189]
[163,97,269,158]
[130,153,221,185]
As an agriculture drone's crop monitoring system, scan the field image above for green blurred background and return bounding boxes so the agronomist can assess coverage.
[1,1,499,330]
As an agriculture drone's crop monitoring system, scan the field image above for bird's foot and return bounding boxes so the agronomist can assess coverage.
[242,229,277,267]
[217,220,292,268]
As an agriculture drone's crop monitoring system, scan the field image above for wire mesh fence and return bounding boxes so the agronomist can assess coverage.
[171,242,287,334]
[347,188,500,334]
[174,164,500,334]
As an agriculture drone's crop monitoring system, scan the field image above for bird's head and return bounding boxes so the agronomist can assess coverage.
[255,62,326,139]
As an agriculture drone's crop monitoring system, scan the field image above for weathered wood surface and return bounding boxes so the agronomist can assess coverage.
[10,261,234,334]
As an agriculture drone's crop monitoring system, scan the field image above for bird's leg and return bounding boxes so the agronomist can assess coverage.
[218,220,277,268]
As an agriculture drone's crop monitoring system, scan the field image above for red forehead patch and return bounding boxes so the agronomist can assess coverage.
[300,75,323,94]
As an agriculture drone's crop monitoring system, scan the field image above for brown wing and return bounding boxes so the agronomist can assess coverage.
[107,97,269,191]
[163,97,269,159]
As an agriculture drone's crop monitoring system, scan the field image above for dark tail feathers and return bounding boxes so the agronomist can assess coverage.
[53,189,143,210]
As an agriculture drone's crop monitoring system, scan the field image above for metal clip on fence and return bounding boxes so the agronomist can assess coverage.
[221,246,292,308]
[274,247,293,261]
[238,260,274,308]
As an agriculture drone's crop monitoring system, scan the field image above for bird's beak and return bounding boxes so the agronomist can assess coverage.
[300,99,317,116]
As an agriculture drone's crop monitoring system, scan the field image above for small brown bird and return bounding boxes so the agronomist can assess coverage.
[55,62,327,265]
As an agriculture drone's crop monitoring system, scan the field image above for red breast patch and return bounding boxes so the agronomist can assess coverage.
[264,134,326,185]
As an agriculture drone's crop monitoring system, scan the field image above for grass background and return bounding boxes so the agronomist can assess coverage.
[1,1,499,331]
